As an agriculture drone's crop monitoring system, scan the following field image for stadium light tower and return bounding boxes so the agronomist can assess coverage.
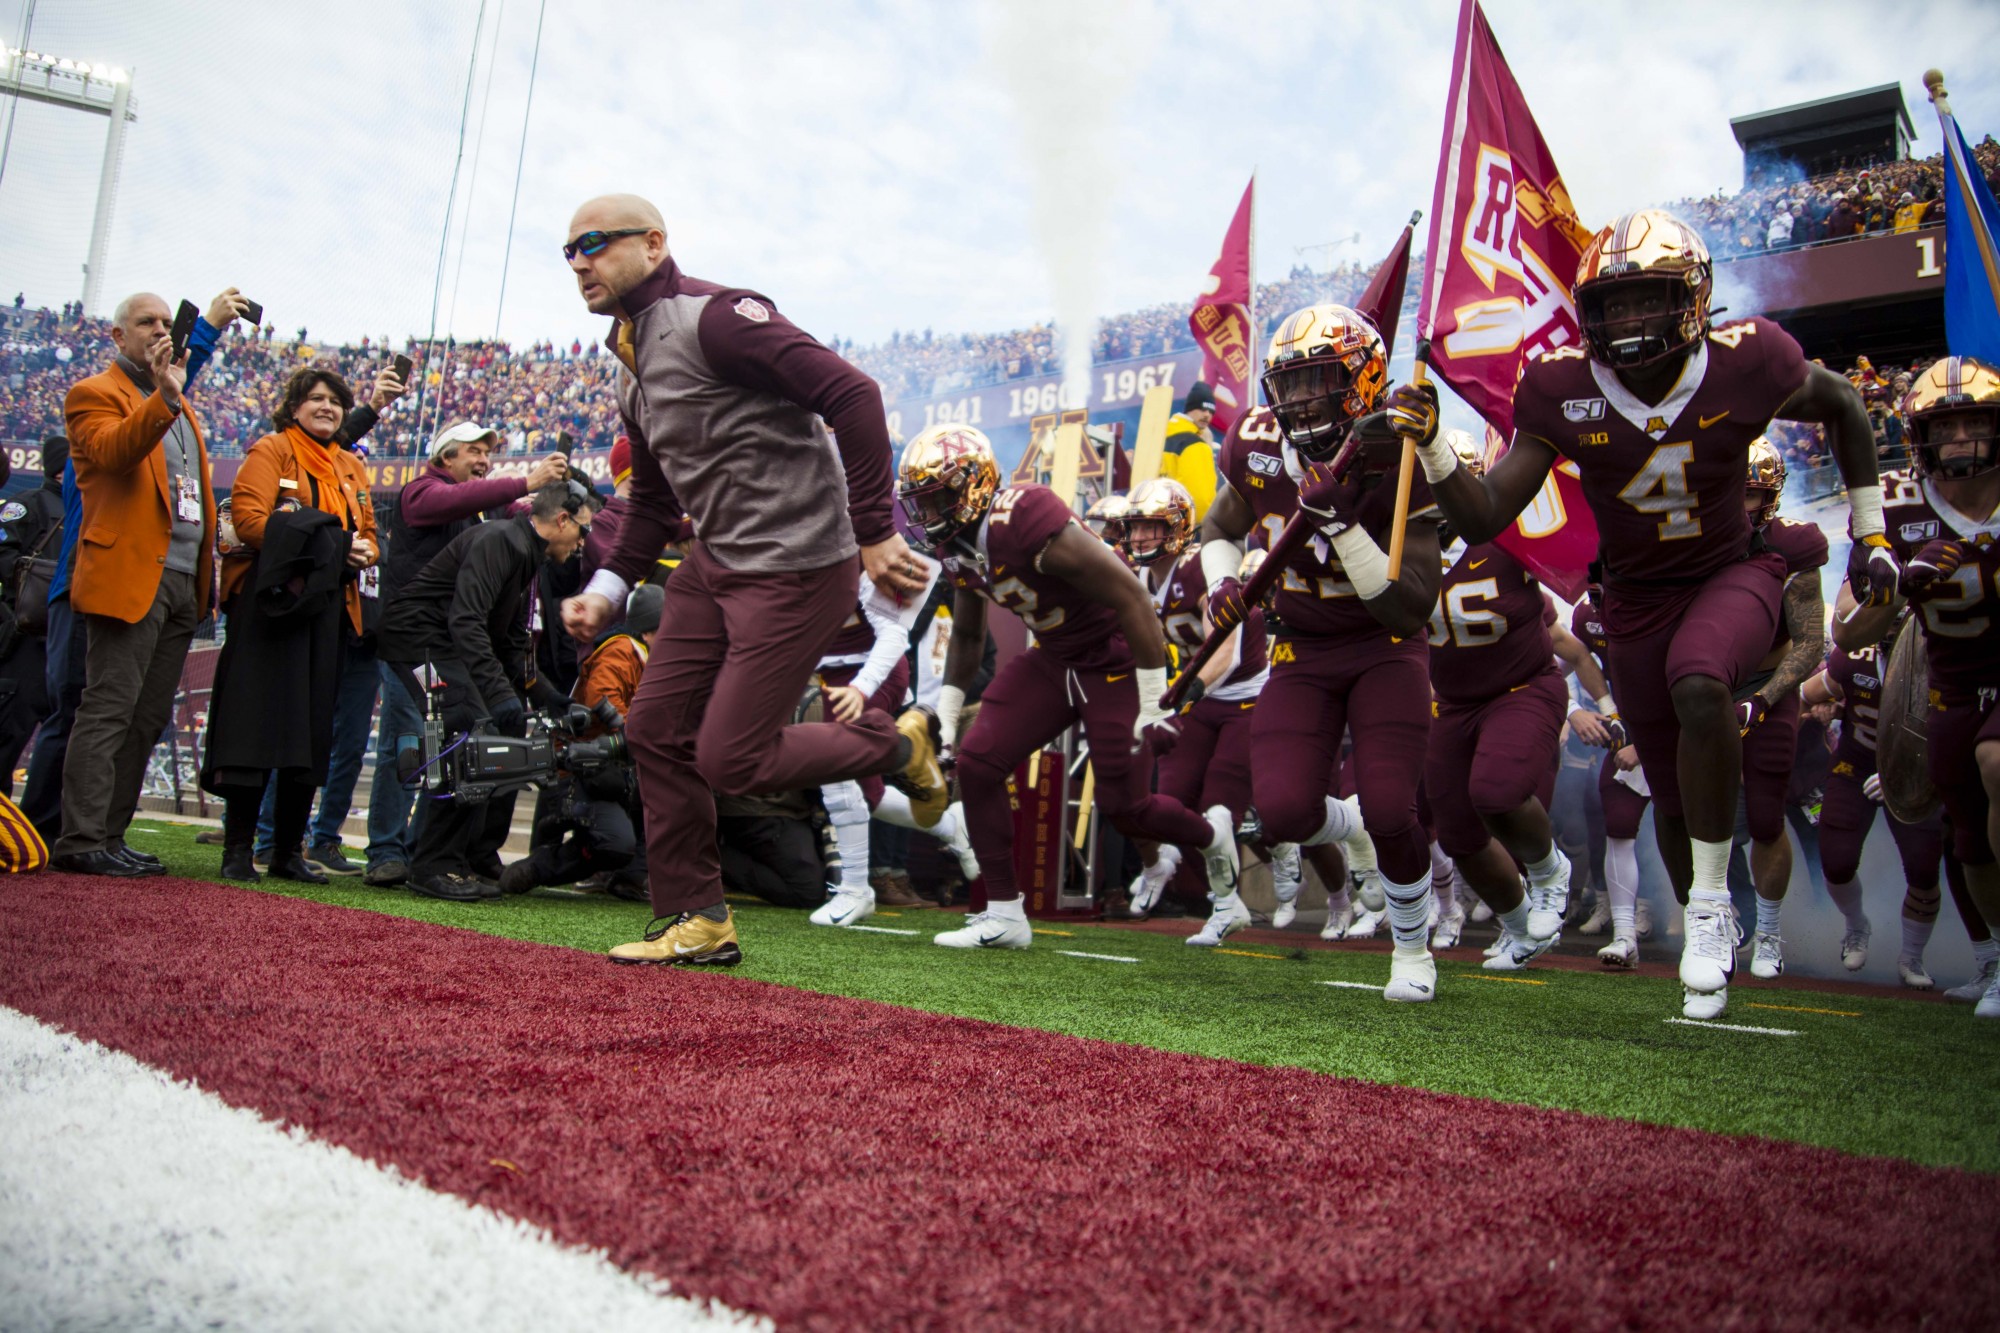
[0,47,137,316]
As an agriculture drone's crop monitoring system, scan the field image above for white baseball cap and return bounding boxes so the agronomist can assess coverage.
[429,420,499,462]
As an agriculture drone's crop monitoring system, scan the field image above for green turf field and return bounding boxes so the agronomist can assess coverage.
[129,818,2000,1173]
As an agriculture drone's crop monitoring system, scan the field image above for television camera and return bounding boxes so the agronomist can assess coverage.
[396,696,627,804]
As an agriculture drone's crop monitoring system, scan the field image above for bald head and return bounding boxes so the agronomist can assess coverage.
[566,195,671,317]
[109,292,171,359]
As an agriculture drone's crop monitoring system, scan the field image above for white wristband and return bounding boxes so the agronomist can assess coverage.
[581,567,631,609]
[1135,666,1169,721]
[1594,693,1617,716]
[1199,537,1243,589]
[1415,437,1459,485]
[1328,525,1392,600]
[937,684,965,748]
[1848,484,1884,539]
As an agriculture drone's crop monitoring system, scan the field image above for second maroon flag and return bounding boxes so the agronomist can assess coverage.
[1189,176,1256,432]
[1417,0,1598,599]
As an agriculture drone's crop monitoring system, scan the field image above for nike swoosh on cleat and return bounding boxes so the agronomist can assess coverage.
[672,942,714,956]
[1699,411,1729,428]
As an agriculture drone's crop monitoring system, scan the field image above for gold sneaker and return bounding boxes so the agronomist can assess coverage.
[608,909,743,967]
[887,706,949,829]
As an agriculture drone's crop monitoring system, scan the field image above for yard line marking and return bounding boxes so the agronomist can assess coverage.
[846,925,920,936]
[1464,975,1548,986]
[1057,950,1139,963]
[1032,928,1076,937]
[1747,1002,1860,1018]
[1664,1018,1799,1037]
[874,911,903,917]
[1213,948,1285,960]
[1318,981,1381,992]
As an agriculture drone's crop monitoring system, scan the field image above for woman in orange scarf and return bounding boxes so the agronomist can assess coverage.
[203,367,378,882]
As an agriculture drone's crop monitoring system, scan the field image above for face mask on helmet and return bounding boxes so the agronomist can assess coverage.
[1577,276,1704,369]
[1117,518,1178,566]
[897,427,1001,550]
[898,481,965,548]
[1911,407,2000,481]
[1262,356,1366,460]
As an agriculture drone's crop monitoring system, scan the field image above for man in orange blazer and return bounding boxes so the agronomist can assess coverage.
[52,293,217,877]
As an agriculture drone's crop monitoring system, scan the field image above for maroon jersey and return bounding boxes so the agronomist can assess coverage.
[1153,550,1268,698]
[1759,515,1830,651]
[1220,405,1438,642]
[1870,470,2000,706]
[1514,317,1810,631]
[941,484,1130,672]
[1427,542,1557,705]
[1827,642,1888,767]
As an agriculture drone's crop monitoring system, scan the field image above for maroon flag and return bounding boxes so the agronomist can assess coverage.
[1417,0,1599,599]
[1356,215,1416,356]
[1189,176,1256,430]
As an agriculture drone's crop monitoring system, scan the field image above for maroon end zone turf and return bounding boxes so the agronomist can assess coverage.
[4,875,1995,1331]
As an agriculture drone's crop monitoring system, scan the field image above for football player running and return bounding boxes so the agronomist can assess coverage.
[1199,305,1448,1003]
[1103,478,1306,937]
[1413,210,1881,1020]
[1733,439,1830,979]
[897,425,1242,950]
[1424,431,1607,971]
[1831,357,2000,1017]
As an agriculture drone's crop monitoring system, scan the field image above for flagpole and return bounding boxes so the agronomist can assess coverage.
[1247,170,1258,402]
[1927,68,2000,326]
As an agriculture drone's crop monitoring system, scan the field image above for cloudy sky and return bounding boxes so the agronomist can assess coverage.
[1,0,1995,358]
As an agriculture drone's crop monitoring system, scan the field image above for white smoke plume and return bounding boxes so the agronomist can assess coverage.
[984,0,1159,405]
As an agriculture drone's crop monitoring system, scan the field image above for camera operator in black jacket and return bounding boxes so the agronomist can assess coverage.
[376,478,598,901]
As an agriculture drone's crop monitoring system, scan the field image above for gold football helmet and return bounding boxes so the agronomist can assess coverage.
[1084,492,1132,539]
[898,424,1001,548]
[1260,303,1389,461]
[1107,477,1196,566]
[1441,428,1486,478]
[1903,356,2000,481]
[1573,209,1713,369]
[1745,436,1786,526]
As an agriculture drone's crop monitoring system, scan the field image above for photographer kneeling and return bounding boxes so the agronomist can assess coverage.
[376,479,594,902]
[498,584,661,897]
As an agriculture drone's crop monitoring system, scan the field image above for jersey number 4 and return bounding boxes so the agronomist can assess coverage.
[1617,442,1701,541]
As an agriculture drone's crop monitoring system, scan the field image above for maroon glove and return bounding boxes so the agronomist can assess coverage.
[1902,538,1966,597]
[1206,576,1248,631]
[1736,695,1769,736]
[1141,715,1181,758]
[1847,534,1902,607]
[1298,459,1361,536]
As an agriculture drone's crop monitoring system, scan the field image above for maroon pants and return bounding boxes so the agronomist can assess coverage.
[1741,691,1802,844]
[1425,670,1567,860]
[958,647,1213,902]
[628,543,902,916]
[819,657,912,809]
[1157,694,1257,826]
[1251,636,1431,884]
[1604,557,1785,818]
[1820,762,1949,886]
[1598,753,1651,839]
[1929,697,2000,864]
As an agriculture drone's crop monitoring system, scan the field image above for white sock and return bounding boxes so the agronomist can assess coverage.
[1900,916,1935,966]
[1754,893,1782,937]
[1326,885,1352,916]
[1498,898,1532,939]
[1523,845,1563,885]
[835,818,872,892]
[1429,840,1452,891]
[1690,837,1731,902]
[874,787,916,829]
[1383,870,1434,951]
[987,897,1026,920]
[1606,838,1639,937]
[1825,877,1868,931]
[1974,937,2000,968]
[1303,796,1360,848]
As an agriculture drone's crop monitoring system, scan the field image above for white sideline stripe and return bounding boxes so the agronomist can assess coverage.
[1056,950,1139,963]
[0,1006,767,1332]
[1318,981,1381,992]
[1664,1017,1800,1037]
[846,925,920,936]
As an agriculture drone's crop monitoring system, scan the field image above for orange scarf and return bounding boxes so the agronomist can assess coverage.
[283,426,355,529]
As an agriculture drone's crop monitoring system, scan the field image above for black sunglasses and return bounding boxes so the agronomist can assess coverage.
[562,228,649,261]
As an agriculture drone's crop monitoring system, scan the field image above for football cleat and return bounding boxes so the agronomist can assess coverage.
[1431,897,1466,950]
[887,706,950,828]
[1679,901,1739,995]
[1482,930,1508,959]
[933,911,1031,950]
[1945,957,1998,1003]
[940,801,981,883]
[608,909,742,967]
[1749,931,1784,980]
[1576,892,1612,936]
[1898,959,1935,991]
[1635,898,1654,941]
[1839,921,1871,971]
[1187,893,1252,947]
[1524,852,1571,941]
[1977,967,2000,1020]
[1346,906,1385,940]
[1270,843,1304,929]
[1127,845,1181,918]
[1383,947,1437,1003]
[1598,934,1639,969]
[1682,985,1728,1021]
[809,886,875,928]
[1483,930,1557,972]
[1200,806,1241,899]
[1321,900,1355,941]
